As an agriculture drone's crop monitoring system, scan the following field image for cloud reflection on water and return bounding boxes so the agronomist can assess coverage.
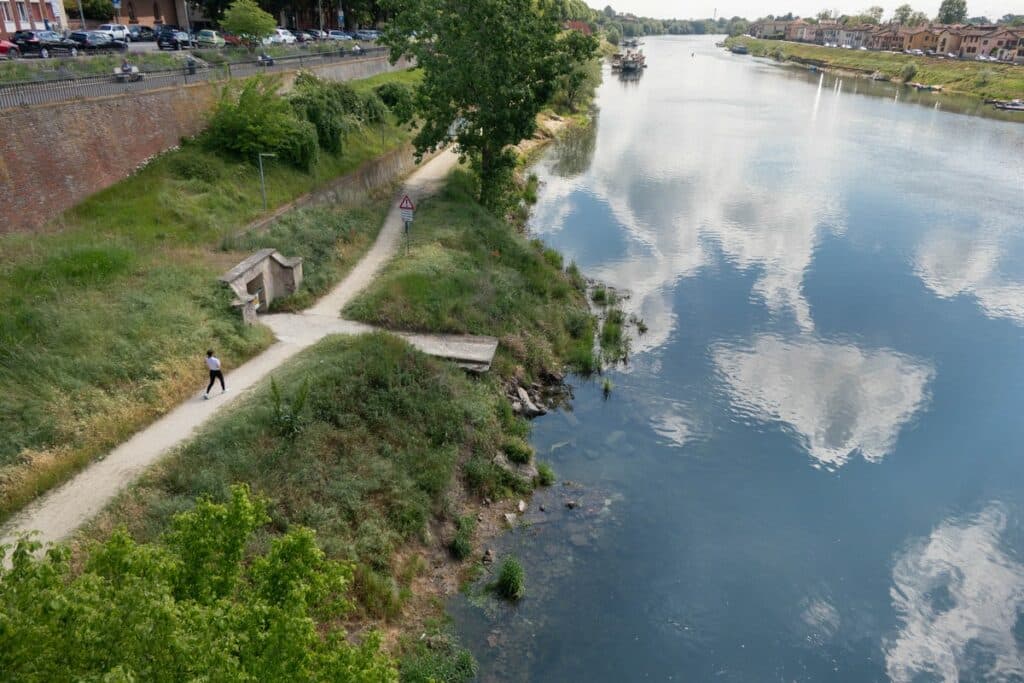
[712,334,933,468]
[886,504,1024,682]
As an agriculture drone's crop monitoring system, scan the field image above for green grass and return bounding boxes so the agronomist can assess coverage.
[536,461,556,486]
[344,170,597,380]
[85,333,533,614]
[728,36,1024,100]
[449,514,476,560]
[0,69,421,522]
[494,556,526,601]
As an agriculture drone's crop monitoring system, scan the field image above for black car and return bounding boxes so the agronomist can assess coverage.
[68,31,128,52]
[157,30,194,50]
[128,25,156,41]
[11,30,79,58]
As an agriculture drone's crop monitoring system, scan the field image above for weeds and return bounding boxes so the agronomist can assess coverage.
[494,556,526,601]
[449,515,476,560]
[537,462,556,486]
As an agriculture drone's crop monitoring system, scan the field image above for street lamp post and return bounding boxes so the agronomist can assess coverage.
[77,0,86,29]
[258,152,277,212]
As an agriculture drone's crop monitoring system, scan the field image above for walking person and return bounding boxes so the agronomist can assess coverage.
[204,350,227,399]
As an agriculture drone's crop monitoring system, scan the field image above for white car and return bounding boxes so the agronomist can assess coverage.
[97,23,131,41]
[263,28,296,45]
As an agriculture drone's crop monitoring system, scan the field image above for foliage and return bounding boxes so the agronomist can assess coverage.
[290,72,363,154]
[975,68,994,87]
[220,0,277,43]
[400,635,478,683]
[449,514,476,560]
[375,81,417,123]
[494,556,525,600]
[344,171,597,381]
[383,0,596,213]
[63,0,113,21]
[893,3,914,23]
[900,61,918,82]
[537,461,556,486]
[503,437,533,465]
[0,485,397,681]
[937,0,967,24]
[205,76,319,170]
[605,25,621,45]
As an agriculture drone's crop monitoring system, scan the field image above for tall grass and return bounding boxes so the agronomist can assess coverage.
[0,70,420,521]
[88,333,532,615]
[344,170,597,380]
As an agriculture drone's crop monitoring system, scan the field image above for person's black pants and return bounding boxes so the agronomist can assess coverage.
[207,370,225,393]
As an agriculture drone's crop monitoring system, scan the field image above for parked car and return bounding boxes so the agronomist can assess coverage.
[0,38,19,59]
[157,30,194,50]
[128,25,156,41]
[327,29,352,41]
[11,30,79,58]
[262,28,297,45]
[97,24,132,41]
[304,29,326,40]
[196,29,225,47]
[354,29,377,40]
[221,31,244,46]
[68,31,128,52]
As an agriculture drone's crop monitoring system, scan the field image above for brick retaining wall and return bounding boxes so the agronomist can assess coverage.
[0,54,411,234]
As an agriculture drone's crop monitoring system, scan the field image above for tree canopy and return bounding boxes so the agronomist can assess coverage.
[382,0,596,213]
[0,485,397,682]
[937,0,967,23]
[221,0,277,41]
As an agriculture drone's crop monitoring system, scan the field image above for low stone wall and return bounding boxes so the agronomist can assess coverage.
[0,54,412,235]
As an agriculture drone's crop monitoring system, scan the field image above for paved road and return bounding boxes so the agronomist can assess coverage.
[0,149,473,552]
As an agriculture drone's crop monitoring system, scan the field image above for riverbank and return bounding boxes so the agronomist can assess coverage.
[726,36,1024,101]
[0,69,421,522]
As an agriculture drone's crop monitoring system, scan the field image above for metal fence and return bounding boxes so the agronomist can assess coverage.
[0,46,390,111]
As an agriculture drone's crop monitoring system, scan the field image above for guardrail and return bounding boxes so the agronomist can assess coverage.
[0,46,390,110]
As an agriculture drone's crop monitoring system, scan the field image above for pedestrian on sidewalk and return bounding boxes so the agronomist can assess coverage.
[204,350,227,399]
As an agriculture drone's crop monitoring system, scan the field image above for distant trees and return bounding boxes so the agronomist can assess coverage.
[63,0,113,21]
[966,15,990,24]
[937,0,967,23]
[893,3,914,23]
[867,5,885,22]
[998,14,1024,25]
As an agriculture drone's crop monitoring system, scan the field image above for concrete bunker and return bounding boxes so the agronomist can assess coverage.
[220,249,303,324]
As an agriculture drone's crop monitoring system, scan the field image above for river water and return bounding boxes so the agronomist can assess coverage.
[450,35,1024,682]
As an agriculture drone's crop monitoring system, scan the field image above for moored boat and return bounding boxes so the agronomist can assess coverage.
[729,45,749,55]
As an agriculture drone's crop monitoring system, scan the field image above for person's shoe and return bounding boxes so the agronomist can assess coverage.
[223,388,229,394]
[203,393,209,400]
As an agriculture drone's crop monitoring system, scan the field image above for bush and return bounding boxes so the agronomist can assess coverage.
[375,81,416,123]
[290,73,358,154]
[361,92,390,125]
[449,514,476,560]
[536,462,555,486]
[205,76,319,170]
[166,148,225,183]
[502,438,533,465]
[900,61,917,82]
[494,556,525,601]
[976,68,994,87]
[400,638,477,683]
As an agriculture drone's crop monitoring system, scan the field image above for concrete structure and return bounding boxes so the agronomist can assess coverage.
[750,19,791,39]
[839,26,871,48]
[936,28,964,54]
[1,0,64,39]
[903,27,940,51]
[785,19,807,41]
[221,249,303,324]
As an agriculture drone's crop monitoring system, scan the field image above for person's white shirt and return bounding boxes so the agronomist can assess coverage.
[206,356,221,371]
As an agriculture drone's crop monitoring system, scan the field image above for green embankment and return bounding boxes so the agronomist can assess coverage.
[0,69,420,522]
[344,169,598,378]
[727,36,1024,100]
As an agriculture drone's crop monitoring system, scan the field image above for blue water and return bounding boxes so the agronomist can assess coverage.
[450,35,1024,682]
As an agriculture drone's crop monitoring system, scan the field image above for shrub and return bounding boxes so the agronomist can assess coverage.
[900,61,917,82]
[360,92,390,125]
[204,76,319,170]
[976,68,994,87]
[290,73,357,154]
[354,564,405,620]
[375,81,416,123]
[400,638,477,683]
[502,438,533,465]
[494,556,525,601]
[166,148,224,183]
[449,515,476,560]
[537,462,555,486]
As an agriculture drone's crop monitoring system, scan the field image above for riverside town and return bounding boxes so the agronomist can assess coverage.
[0,0,1022,680]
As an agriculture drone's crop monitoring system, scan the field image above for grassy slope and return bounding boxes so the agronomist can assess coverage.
[729,36,1024,99]
[344,170,597,379]
[0,69,420,521]
[85,332,529,674]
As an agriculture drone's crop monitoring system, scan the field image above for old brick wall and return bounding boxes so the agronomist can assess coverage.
[0,54,412,234]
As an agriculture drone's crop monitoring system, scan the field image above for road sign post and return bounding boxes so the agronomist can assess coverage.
[399,195,415,253]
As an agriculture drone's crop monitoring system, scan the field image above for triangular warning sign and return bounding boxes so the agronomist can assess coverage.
[399,195,415,210]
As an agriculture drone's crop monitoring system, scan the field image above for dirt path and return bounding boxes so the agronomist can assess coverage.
[0,149,463,551]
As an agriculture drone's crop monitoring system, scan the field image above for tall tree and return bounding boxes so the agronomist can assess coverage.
[383,0,596,213]
[893,3,914,23]
[221,0,276,41]
[907,10,929,24]
[937,0,966,23]
[867,5,885,22]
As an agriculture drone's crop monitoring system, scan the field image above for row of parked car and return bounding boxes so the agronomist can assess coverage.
[4,29,130,58]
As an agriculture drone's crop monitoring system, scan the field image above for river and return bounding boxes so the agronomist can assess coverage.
[449,35,1024,682]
